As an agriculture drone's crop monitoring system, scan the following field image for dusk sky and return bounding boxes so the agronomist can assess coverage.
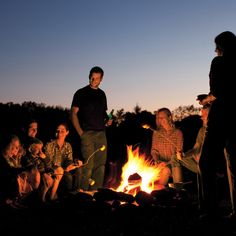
[1,0,236,113]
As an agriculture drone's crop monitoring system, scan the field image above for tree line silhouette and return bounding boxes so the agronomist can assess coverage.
[0,101,202,184]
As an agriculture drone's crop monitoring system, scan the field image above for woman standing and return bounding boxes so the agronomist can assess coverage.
[199,31,236,219]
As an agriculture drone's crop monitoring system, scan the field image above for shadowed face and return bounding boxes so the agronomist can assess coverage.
[55,124,69,140]
[10,139,20,157]
[156,111,172,129]
[28,122,38,138]
[215,45,223,56]
[89,72,103,89]
[29,143,43,156]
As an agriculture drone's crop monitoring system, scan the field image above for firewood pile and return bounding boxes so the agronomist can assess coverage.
[64,185,192,211]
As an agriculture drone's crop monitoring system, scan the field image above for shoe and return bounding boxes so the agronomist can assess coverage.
[69,190,77,195]
[199,212,220,223]
[5,198,28,209]
[222,212,236,221]
[69,189,81,195]
[48,198,60,204]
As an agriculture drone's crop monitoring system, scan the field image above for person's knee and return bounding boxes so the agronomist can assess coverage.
[158,167,171,186]
[54,167,64,181]
[55,166,64,174]
[162,167,171,176]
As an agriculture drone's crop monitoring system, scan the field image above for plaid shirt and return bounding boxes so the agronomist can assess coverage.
[151,127,183,162]
[44,140,73,169]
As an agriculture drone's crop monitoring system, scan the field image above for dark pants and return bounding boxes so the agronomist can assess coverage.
[80,131,107,191]
[199,101,236,215]
[180,156,198,174]
[61,168,82,192]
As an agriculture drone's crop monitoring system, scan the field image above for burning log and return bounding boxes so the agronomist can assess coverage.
[116,191,135,203]
[151,188,177,206]
[128,172,142,184]
[135,191,156,206]
[68,191,94,202]
[151,186,191,207]
[93,188,117,201]
[93,188,135,203]
[116,146,163,195]
[123,173,142,195]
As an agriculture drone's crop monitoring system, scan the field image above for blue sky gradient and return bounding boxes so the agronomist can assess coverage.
[1,0,236,112]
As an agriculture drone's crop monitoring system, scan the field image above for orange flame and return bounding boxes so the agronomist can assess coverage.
[116,145,162,195]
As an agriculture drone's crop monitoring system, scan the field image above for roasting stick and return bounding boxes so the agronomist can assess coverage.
[142,124,181,151]
[52,145,106,176]
[142,123,190,165]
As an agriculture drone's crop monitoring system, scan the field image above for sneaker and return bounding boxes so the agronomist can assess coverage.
[69,189,80,195]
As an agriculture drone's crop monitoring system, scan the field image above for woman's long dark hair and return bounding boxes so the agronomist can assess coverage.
[215,31,236,56]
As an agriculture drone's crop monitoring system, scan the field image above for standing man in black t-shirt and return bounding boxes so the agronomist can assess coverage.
[71,66,112,191]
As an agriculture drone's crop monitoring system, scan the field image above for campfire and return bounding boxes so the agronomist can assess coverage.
[80,145,190,208]
[115,145,163,195]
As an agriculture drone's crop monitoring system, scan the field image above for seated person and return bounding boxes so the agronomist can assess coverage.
[44,122,83,199]
[21,137,55,202]
[0,134,37,207]
[151,108,183,187]
[176,103,210,173]
[20,118,39,149]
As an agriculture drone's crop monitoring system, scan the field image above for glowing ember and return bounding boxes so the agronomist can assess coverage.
[116,145,163,195]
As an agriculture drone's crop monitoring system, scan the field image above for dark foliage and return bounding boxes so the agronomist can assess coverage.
[0,102,202,184]
[0,102,235,235]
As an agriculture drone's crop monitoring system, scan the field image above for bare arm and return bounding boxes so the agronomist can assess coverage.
[151,149,160,163]
[70,106,83,137]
